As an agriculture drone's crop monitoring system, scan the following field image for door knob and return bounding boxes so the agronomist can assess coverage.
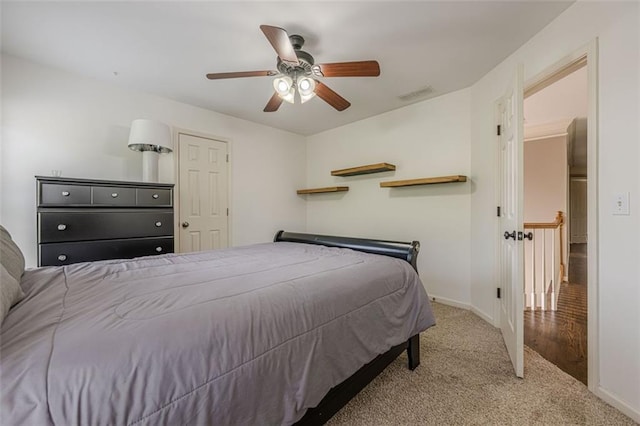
[181,221,190,228]
[504,231,516,240]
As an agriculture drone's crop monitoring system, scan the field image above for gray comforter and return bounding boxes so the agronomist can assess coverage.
[1,242,435,425]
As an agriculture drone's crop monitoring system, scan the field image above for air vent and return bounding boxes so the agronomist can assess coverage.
[398,86,434,102]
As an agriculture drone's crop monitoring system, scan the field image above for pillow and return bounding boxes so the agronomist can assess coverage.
[1,264,24,326]
[0,225,25,282]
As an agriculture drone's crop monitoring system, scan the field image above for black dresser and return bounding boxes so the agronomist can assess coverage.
[36,176,174,267]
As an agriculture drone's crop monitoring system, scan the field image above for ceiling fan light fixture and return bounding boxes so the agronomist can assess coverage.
[300,91,316,104]
[297,77,315,94]
[273,76,295,103]
[297,77,316,104]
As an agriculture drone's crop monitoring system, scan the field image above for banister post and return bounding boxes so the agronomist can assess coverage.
[557,211,565,281]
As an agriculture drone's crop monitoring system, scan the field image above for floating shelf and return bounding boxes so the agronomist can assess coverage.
[331,162,396,177]
[297,186,349,195]
[380,175,467,188]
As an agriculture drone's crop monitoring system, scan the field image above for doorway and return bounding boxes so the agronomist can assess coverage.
[522,59,589,385]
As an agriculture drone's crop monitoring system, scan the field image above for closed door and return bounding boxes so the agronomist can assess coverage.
[177,133,229,252]
[498,65,525,378]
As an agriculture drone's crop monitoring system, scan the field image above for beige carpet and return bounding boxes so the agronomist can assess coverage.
[328,303,636,425]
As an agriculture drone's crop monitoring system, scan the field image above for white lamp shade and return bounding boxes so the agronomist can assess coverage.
[273,76,295,104]
[297,77,316,104]
[128,119,173,153]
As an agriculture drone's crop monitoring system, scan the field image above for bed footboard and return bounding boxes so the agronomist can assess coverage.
[274,230,420,272]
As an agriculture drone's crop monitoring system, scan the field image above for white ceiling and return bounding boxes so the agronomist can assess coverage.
[1,1,574,136]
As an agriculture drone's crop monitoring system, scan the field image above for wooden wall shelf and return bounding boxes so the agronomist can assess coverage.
[380,175,467,188]
[331,163,396,177]
[297,186,349,195]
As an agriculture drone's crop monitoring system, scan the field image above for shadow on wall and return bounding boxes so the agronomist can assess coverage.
[386,181,470,198]
[104,124,146,181]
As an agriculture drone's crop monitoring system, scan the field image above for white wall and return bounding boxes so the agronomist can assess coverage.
[306,88,471,307]
[1,54,307,267]
[524,136,567,223]
[470,1,639,420]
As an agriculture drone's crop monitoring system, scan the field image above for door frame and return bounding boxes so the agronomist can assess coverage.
[522,39,598,391]
[494,40,598,387]
[173,128,232,253]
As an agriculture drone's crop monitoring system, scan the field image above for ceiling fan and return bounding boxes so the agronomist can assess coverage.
[205,25,380,112]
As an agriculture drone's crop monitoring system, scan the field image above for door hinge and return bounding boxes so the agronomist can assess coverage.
[226,208,229,216]
[497,206,501,217]
[226,154,229,163]
[497,288,501,299]
[497,125,501,136]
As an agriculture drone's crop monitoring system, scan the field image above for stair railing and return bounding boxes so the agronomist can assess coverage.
[524,211,565,311]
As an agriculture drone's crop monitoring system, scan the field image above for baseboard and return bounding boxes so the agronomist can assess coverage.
[428,295,470,311]
[595,386,640,423]
[470,305,494,325]
[428,295,496,326]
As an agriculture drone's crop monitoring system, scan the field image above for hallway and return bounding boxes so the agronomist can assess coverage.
[524,243,588,384]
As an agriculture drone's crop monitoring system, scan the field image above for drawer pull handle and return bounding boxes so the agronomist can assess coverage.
[57,254,67,261]
[61,191,70,197]
[57,224,67,231]
[152,194,159,199]
[155,247,163,253]
[155,221,162,227]
[111,193,119,198]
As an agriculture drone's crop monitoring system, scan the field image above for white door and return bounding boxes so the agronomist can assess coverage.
[177,132,229,252]
[498,65,525,378]
[570,178,588,243]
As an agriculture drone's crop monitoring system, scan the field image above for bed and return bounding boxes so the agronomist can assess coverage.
[1,230,435,425]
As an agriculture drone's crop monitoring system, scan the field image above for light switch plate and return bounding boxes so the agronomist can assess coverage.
[613,192,630,215]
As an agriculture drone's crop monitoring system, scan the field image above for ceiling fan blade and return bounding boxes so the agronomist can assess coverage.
[264,93,284,112]
[260,25,299,66]
[314,81,351,111]
[315,61,380,77]
[206,70,277,80]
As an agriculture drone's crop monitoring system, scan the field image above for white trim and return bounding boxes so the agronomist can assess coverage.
[471,305,495,325]
[173,128,232,252]
[524,132,568,143]
[428,294,470,311]
[524,119,572,141]
[525,55,587,98]
[431,295,496,326]
[594,386,640,423]
[584,39,599,395]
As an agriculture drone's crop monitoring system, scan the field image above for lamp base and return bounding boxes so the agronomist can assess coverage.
[141,150,159,182]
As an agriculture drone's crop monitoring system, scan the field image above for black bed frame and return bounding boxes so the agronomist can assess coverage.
[274,231,422,425]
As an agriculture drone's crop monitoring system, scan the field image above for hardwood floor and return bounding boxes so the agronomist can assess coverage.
[524,243,588,385]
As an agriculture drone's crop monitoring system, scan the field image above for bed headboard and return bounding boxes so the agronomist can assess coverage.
[274,230,420,272]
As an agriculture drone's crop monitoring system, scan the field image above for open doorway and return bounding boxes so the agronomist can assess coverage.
[522,62,589,384]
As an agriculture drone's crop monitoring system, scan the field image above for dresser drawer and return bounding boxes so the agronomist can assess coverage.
[40,183,91,205]
[39,210,173,243]
[136,188,172,206]
[92,186,136,205]
[39,237,174,266]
